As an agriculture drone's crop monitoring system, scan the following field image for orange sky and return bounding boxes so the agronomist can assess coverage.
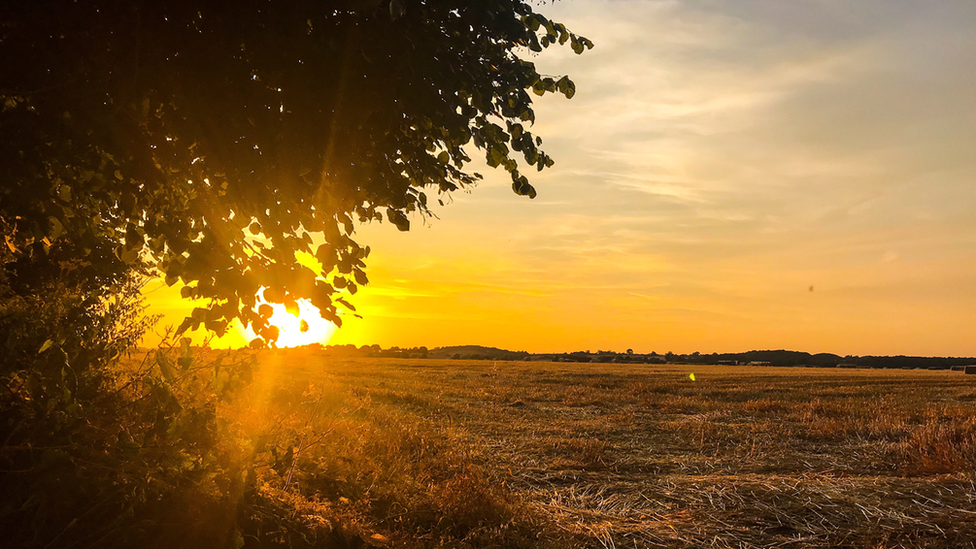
[146,1,976,356]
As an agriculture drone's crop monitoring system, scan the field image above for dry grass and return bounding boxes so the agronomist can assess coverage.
[219,351,565,549]
[248,353,976,548]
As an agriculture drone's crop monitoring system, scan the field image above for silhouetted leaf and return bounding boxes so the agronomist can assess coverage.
[0,0,591,341]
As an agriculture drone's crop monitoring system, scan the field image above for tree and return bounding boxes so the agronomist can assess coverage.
[0,0,592,346]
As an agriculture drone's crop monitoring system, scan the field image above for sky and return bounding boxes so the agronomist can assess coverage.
[147,0,976,356]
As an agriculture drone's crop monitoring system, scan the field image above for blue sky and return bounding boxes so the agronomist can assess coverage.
[151,0,976,355]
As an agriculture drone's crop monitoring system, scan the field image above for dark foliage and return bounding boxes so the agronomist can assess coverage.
[0,2,591,547]
[0,0,591,345]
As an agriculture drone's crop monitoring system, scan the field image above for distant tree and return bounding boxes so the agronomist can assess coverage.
[0,0,592,346]
[626,348,634,355]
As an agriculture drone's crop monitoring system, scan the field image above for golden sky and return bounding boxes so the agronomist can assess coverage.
[147,0,976,356]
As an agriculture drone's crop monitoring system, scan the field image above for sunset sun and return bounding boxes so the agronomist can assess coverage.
[253,297,339,348]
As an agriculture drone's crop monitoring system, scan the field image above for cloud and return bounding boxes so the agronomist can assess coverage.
[149,0,976,356]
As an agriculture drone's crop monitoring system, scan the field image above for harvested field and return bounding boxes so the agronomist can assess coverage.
[257,352,976,548]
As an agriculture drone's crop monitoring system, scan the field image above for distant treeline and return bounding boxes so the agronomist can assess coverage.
[312,344,432,359]
[307,344,975,369]
[674,350,976,369]
[311,344,533,361]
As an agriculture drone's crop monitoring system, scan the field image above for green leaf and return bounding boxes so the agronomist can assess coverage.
[48,217,64,240]
[387,210,410,231]
[121,247,140,264]
[512,177,537,199]
[557,76,576,99]
[571,37,584,54]
[38,339,54,354]
[157,354,177,382]
[489,146,506,166]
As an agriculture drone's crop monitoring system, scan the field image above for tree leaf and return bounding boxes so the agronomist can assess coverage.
[157,354,177,382]
[387,210,410,232]
[0,1,591,342]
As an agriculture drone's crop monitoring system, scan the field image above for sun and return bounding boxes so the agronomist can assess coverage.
[255,297,339,348]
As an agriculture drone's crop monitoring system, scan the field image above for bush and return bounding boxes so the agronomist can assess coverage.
[0,257,259,548]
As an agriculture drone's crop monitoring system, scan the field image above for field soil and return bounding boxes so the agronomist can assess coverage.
[255,353,976,548]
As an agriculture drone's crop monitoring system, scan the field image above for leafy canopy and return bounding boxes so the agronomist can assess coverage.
[0,0,592,345]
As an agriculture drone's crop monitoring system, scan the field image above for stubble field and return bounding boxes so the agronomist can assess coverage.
[242,352,976,549]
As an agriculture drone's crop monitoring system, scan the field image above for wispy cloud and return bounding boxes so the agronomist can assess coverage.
[150,0,976,356]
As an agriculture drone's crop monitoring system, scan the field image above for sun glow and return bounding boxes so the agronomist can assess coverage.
[251,297,339,348]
